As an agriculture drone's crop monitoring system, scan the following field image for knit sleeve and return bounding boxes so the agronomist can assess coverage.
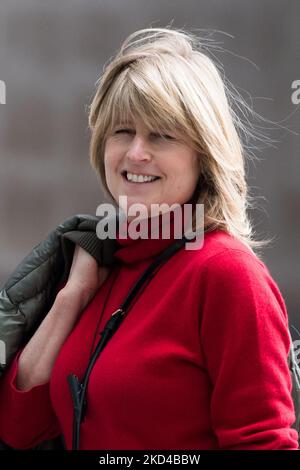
[199,248,299,450]
[0,350,61,450]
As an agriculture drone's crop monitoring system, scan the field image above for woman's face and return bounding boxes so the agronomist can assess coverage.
[104,116,201,217]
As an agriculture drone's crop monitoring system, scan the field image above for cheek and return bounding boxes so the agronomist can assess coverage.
[171,157,200,192]
[171,157,199,183]
[103,154,116,192]
[187,155,201,183]
[104,150,118,175]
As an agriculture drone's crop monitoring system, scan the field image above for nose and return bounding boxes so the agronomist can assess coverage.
[125,135,151,162]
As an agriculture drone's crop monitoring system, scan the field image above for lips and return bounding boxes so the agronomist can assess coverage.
[121,170,160,178]
[121,170,160,184]
[121,171,161,183]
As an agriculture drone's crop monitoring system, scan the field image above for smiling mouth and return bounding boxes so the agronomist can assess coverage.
[121,171,161,184]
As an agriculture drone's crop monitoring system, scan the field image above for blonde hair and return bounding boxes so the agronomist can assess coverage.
[88,26,271,255]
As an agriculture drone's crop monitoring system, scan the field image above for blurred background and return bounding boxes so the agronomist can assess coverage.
[0,0,299,334]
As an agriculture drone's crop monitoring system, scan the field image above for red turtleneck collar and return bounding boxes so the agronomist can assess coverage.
[114,205,196,264]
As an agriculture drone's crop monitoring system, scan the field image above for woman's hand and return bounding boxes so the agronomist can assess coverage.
[65,244,110,306]
[16,245,111,390]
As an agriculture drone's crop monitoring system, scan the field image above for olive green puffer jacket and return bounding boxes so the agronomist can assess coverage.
[0,213,118,449]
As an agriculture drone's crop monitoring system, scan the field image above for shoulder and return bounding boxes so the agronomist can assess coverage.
[186,230,288,321]
[184,229,266,275]
[185,230,285,303]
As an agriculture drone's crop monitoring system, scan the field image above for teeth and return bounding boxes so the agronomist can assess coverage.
[126,172,158,183]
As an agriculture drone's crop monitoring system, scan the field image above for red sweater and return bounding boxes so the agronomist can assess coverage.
[0,227,298,450]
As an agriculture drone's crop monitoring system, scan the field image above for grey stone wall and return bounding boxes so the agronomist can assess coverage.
[0,0,299,332]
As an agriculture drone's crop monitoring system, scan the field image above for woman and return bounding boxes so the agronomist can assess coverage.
[0,27,298,450]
